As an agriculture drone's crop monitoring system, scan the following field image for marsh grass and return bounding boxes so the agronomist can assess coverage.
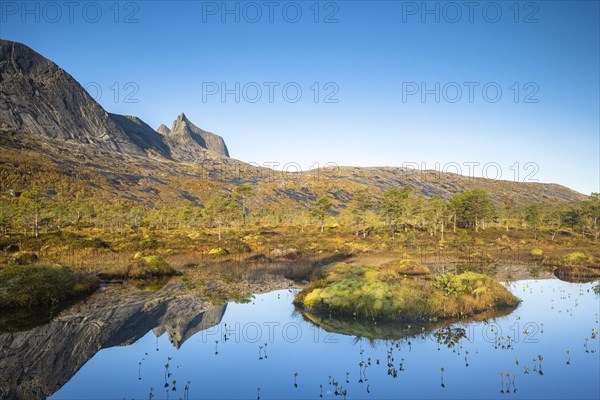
[3,224,598,278]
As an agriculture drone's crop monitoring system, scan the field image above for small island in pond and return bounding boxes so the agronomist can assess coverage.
[294,261,521,322]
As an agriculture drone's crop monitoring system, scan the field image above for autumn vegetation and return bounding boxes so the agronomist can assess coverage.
[0,165,599,312]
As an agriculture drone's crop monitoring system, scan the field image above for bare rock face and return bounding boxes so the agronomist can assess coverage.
[108,113,171,158]
[0,40,144,156]
[0,284,226,400]
[0,40,231,161]
[157,124,171,135]
[161,112,231,160]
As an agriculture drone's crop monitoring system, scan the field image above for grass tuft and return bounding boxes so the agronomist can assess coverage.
[99,255,177,280]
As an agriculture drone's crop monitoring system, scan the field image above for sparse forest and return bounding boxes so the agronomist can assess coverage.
[1,182,599,274]
[2,184,599,240]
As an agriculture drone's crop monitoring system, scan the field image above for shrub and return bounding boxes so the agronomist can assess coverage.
[403,232,416,246]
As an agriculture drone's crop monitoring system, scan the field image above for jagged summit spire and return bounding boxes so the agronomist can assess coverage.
[160,113,230,158]
[172,113,189,132]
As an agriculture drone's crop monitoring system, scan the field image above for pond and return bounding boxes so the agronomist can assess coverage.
[42,278,599,399]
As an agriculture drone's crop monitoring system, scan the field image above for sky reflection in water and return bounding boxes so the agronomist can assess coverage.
[51,279,600,399]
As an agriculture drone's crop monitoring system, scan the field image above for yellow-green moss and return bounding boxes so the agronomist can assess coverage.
[208,248,228,255]
[565,252,587,262]
[530,249,544,257]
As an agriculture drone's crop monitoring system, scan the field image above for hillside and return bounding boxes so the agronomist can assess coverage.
[0,39,586,212]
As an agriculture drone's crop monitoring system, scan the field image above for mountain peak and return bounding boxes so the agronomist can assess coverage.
[165,113,230,158]
[157,124,171,135]
[171,113,189,133]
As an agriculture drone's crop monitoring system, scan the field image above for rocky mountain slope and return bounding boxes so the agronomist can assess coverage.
[0,39,587,209]
[0,40,142,155]
[0,40,230,161]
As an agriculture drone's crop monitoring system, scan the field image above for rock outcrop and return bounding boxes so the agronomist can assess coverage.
[108,113,171,158]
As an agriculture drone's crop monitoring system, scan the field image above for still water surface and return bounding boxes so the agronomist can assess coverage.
[51,279,600,399]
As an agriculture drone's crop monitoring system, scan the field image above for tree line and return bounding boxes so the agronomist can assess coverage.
[1,183,598,241]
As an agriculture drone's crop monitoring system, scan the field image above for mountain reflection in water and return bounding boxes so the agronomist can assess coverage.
[0,284,226,400]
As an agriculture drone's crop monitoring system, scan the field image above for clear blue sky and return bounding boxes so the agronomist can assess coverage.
[1,1,598,195]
